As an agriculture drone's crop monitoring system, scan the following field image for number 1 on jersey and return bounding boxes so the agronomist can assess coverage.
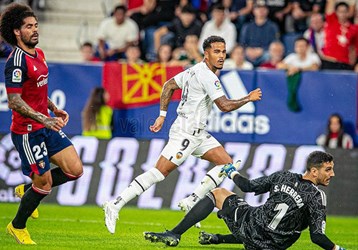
[268,203,289,230]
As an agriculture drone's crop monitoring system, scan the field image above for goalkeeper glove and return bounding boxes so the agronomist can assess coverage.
[219,163,240,179]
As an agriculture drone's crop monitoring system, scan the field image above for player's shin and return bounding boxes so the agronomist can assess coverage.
[12,186,49,229]
[112,168,165,211]
[189,165,225,203]
[172,192,216,235]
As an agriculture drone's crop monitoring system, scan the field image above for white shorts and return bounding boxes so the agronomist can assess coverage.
[161,124,221,166]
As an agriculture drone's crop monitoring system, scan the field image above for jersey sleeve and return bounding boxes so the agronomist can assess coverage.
[308,189,327,234]
[4,53,28,94]
[234,171,278,194]
[173,69,189,89]
[198,72,225,101]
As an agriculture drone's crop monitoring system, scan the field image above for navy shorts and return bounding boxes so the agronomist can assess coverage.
[11,128,73,177]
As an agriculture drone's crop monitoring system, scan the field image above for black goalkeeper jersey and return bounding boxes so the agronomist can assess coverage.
[234,171,327,250]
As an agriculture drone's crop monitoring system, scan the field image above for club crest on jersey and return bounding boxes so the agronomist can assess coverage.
[38,160,45,169]
[214,80,221,89]
[176,152,183,159]
[12,69,22,83]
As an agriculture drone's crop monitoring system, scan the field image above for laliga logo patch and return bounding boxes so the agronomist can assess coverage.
[12,69,22,83]
[176,152,183,159]
[214,80,221,89]
[321,221,326,234]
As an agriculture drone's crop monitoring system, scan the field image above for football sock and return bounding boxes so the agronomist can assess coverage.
[50,167,73,186]
[12,186,49,229]
[216,234,242,244]
[172,192,215,235]
[190,165,225,201]
[112,168,165,211]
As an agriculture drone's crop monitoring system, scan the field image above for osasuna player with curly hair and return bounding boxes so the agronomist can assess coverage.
[103,35,262,234]
[1,3,83,244]
[144,151,346,250]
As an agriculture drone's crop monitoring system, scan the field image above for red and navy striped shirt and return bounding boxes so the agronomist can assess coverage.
[5,46,50,134]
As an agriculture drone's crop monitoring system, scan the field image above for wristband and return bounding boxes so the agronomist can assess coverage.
[160,110,167,117]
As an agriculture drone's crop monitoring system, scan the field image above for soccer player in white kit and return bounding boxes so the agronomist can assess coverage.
[103,35,262,234]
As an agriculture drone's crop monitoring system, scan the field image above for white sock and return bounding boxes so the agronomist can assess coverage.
[112,168,165,211]
[190,165,225,202]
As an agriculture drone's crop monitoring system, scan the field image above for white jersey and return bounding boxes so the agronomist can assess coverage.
[173,61,225,133]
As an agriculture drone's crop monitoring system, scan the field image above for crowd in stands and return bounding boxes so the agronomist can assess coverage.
[0,0,356,72]
[77,0,358,72]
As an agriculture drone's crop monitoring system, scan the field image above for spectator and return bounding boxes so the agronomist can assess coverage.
[198,3,237,54]
[82,87,113,140]
[0,36,12,58]
[120,44,145,64]
[156,44,174,64]
[153,5,202,53]
[339,0,357,19]
[126,0,155,25]
[96,5,139,61]
[155,44,183,66]
[128,0,175,29]
[316,113,354,149]
[240,1,280,66]
[264,0,293,33]
[321,0,356,70]
[132,0,176,61]
[277,37,320,74]
[222,0,254,41]
[287,0,325,33]
[223,44,254,70]
[303,13,325,55]
[259,40,285,68]
[80,42,101,62]
[175,0,208,23]
[171,34,203,67]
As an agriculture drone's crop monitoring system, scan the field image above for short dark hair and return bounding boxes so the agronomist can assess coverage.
[81,41,93,48]
[212,3,225,11]
[335,1,349,11]
[181,4,196,14]
[113,5,127,14]
[0,3,37,46]
[202,36,225,51]
[306,151,334,171]
[295,36,309,45]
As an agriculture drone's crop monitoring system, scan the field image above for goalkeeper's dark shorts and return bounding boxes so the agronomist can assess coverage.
[217,194,251,243]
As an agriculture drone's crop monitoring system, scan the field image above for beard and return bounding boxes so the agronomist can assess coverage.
[214,64,223,70]
[22,34,38,49]
[24,40,38,49]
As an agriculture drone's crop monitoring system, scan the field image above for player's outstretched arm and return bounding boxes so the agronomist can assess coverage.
[8,93,65,132]
[150,78,180,133]
[214,88,262,112]
[310,233,346,250]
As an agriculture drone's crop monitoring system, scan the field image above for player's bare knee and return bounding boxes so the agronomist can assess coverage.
[211,187,225,196]
[66,160,83,179]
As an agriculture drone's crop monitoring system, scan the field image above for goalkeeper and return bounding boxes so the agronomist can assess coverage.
[144,151,345,250]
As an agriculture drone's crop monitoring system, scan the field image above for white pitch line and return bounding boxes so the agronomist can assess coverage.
[0,216,226,229]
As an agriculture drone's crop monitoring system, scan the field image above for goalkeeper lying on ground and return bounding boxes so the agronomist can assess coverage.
[144,151,345,250]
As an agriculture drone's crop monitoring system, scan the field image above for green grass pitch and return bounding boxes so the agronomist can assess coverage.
[1,203,357,249]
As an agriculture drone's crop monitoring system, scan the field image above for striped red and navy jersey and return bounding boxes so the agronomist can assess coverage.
[5,46,50,134]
